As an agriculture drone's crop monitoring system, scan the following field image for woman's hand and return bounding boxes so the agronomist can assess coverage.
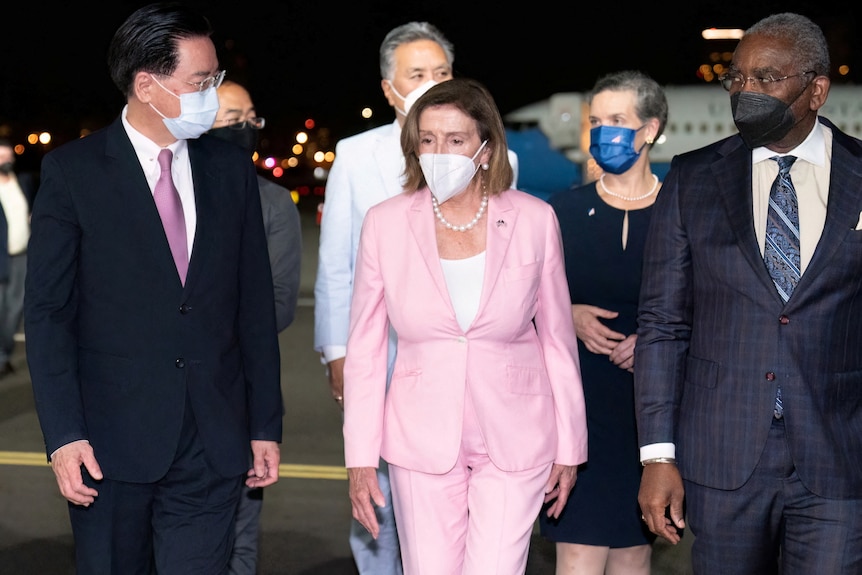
[348,466,385,538]
[543,463,578,519]
[571,304,625,356]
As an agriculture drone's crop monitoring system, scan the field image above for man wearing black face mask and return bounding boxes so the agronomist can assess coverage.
[209,79,302,575]
[634,12,862,575]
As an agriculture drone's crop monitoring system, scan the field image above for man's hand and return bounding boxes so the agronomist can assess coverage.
[638,462,686,544]
[543,463,578,519]
[609,334,637,372]
[50,440,101,506]
[348,466,385,538]
[326,357,345,409]
[246,440,281,488]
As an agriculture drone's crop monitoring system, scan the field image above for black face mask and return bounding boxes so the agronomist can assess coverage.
[208,124,259,155]
[730,86,808,149]
[0,162,13,175]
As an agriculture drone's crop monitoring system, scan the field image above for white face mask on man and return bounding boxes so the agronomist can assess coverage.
[149,75,220,140]
[419,140,488,204]
[388,79,438,117]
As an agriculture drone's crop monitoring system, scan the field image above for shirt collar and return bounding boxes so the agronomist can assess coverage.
[751,118,826,167]
[121,105,188,168]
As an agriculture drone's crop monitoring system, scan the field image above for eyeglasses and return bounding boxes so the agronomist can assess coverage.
[718,71,815,92]
[161,69,226,92]
[215,117,266,130]
[229,117,265,130]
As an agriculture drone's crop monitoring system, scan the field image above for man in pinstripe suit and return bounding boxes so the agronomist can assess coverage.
[634,12,862,575]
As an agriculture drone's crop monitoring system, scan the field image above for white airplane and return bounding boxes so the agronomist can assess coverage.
[504,84,862,198]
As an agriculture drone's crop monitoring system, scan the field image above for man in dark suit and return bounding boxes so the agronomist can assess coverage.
[209,78,302,575]
[24,3,283,574]
[634,12,862,575]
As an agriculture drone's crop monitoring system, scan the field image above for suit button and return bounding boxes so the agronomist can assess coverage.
[766,372,775,381]
[778,315,789,325]
[179,304,191,314]
[175,358,185,368]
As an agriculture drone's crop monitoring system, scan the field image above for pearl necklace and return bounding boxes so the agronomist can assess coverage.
[598,174,659,201]
[432,192,489,232]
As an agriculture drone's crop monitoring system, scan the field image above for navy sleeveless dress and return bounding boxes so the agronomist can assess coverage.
[539,181,656,548]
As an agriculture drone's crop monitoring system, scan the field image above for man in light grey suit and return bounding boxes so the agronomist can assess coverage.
[314,21,518,575]
[635,12,862,574]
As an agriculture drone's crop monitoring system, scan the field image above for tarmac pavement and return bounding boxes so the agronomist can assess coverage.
[0,206,693,574]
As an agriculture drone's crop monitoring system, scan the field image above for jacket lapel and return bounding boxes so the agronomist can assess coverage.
[373,121,406,199]
[713,138,782,297]
[406,190,452,310]
[475,192,516,324]
[795,122,862,292]
[105,120,186,285]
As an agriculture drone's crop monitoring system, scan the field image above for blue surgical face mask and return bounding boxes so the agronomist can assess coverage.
[149,75,220,140]
[589,125,647,174]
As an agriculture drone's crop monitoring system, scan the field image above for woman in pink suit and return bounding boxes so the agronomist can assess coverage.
[343,77,588,574]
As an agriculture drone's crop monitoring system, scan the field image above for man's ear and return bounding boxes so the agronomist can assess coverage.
[809,75,831,112]
[135,72,157,103]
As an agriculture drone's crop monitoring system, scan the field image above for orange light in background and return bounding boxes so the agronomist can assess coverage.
[27,133,38,145]
[272,167,284,178]
[292,144,303,155]
[290,190,299,204]
[324,151,335,163]
[13,144,25,155]
[839,64,850,76]
[304,119,315,129]
[286,157,299,168]
[701,28,744,40]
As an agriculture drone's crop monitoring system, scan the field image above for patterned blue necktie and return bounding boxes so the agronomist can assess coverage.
[764,155,800,303]
[764,155,798,419]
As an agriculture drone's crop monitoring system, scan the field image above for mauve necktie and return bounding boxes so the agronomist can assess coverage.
[764,154,799,419]
[154,148,189,284]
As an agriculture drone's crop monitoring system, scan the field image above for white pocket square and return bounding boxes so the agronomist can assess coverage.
[856,211,862,230]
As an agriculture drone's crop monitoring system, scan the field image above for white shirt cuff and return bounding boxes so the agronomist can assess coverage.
[639,442,675,462]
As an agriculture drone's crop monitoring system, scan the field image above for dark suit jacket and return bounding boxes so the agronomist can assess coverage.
[635,116,862,499]
[257,175,301,332]
[24,117,284,483]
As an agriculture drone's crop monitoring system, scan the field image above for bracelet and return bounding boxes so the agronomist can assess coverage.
[641,457,676,467]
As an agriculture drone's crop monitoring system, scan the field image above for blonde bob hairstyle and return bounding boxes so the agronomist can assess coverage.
[400,77,514,196]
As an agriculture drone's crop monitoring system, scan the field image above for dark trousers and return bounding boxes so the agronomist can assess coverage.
[69,398,244,575]
[685,417,862,575]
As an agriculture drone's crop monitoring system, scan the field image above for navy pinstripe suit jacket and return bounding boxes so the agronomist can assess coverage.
[635,116,862,498]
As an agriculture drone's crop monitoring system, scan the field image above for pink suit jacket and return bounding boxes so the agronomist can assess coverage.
[343,187,587,474]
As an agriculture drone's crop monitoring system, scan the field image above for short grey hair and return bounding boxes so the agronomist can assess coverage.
[379,21,454,80]
[745,13,830,77]
[587,70,669,143]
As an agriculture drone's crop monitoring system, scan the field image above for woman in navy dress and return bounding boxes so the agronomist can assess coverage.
[539,70,668,574]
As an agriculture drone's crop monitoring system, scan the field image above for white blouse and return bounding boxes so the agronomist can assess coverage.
[440,251,486,332]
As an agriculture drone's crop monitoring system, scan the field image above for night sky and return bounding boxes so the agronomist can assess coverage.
[2,0,858,170]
